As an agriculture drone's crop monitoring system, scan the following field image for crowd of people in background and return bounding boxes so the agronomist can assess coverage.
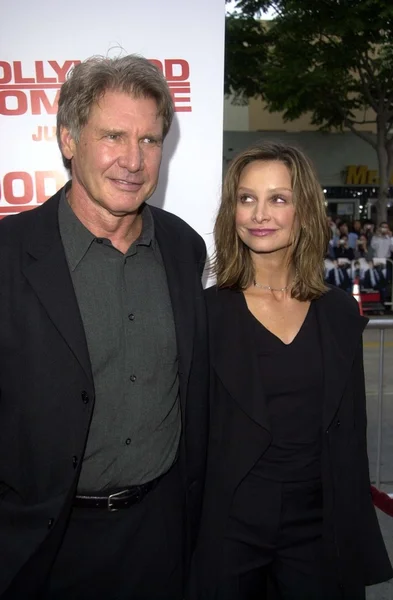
[325,216,393,312]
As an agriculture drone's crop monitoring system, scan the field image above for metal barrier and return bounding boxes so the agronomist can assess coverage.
[366,318,393,488]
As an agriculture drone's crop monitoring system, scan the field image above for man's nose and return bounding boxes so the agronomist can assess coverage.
[118,140,143,172]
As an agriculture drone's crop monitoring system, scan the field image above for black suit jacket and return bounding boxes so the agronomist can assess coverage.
[193,285,392,598]
[0,187,209,597]
[363,268,387,291]
[326,266,352,291]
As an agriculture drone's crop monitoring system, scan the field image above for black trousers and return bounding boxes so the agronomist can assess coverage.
[44,463,184,600]
[215,476,342,600]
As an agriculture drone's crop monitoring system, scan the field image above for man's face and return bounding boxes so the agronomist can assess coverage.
[61,90,164,217]
[353,220,361,231]
[380,222,389,235]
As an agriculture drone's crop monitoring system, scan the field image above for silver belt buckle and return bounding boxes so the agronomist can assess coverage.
[107,489,128,512]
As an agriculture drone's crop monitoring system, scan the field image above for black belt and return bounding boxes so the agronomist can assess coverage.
[74,476,160,511]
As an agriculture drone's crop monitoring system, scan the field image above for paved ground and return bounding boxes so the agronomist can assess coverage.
[362,325,393,599]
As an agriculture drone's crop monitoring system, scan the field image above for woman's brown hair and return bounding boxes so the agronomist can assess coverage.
[213,142,330,300]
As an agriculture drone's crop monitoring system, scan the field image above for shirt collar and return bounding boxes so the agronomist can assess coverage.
[136,202,155,248]
[58,185,96,272]
[58,185,156,272]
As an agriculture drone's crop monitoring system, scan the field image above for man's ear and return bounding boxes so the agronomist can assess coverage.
[60,126,76,160]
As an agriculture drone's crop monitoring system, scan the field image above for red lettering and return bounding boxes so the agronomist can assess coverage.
[32,125,43,142]
[35,61,56,84]
[148,59,190,82]
[13,61,35,84]
[49,60,80,83]
[0,61,12,84]
[165,60,189,81]
[168,83,192,112]
[149,59,163,73]
[35,171,66,203]
[3,172,33,204]
[30,89,59,115]
[31,125,57,142]
[0,90,28,115]
[0,170,67,215]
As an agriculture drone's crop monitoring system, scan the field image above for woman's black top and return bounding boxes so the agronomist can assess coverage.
[243,298,323,482]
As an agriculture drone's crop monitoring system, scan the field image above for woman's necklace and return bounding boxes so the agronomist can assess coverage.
[253,272,296,292]
[253,280,290,292]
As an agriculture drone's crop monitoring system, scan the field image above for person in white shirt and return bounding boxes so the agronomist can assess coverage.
[371,222,393,258]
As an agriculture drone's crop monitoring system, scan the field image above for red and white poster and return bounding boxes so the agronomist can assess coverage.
[0,0,225,252]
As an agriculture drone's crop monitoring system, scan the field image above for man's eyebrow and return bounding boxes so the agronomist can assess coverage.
[97,128,124,135]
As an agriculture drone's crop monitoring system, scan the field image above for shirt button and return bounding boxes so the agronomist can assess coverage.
[72,456,78,468]
[96,238,104,244]
[125,438,131,445]
[48,518,55,529]
[81,391,89,404]
[129,375,137,382]
[128,313,135,321]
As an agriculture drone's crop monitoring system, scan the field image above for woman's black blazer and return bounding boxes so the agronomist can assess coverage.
[193,285,392,598]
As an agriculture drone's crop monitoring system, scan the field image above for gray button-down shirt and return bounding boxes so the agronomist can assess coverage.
[371,234,393,258]
[58,189,180,492]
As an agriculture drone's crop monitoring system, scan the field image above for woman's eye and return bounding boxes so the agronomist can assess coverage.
[238,194,254,203]
[272,195,286,203]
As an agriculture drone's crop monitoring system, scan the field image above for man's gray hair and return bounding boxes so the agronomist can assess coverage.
[56,54,174,172]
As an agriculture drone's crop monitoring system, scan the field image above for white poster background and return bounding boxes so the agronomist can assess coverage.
[0,0,225,257]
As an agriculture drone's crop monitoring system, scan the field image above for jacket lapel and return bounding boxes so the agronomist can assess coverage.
[22,192,93,382]
[209,288,271,431]
[152,211,194,400]
[315,289,368,430]
[211,287,368,434]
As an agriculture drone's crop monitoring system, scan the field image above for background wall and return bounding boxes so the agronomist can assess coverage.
[0,0,225,256]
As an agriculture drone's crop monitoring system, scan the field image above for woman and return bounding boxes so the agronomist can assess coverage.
[354,233,374,261]
[193,143,392,599]
[333,234,355,261]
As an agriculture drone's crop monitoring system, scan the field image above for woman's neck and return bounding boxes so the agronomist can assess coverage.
[251,252,295,290]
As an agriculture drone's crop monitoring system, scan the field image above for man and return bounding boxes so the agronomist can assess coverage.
[327,220,357,257]
[364,260,388,305]
[0,55,208,599]
[371,221,393,258]
[326,259,352,293]
[332,234,355,261]
[338,221,358,249]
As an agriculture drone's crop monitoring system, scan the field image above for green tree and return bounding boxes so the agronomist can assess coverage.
[226,0,393,223]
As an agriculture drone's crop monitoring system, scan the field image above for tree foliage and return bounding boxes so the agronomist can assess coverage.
[225,0,393,221]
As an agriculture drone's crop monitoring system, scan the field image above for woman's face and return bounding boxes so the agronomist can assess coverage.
[339,223,349,235]
[235,160,297,256]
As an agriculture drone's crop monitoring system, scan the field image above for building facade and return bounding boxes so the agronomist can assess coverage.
[223,97,392,223]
